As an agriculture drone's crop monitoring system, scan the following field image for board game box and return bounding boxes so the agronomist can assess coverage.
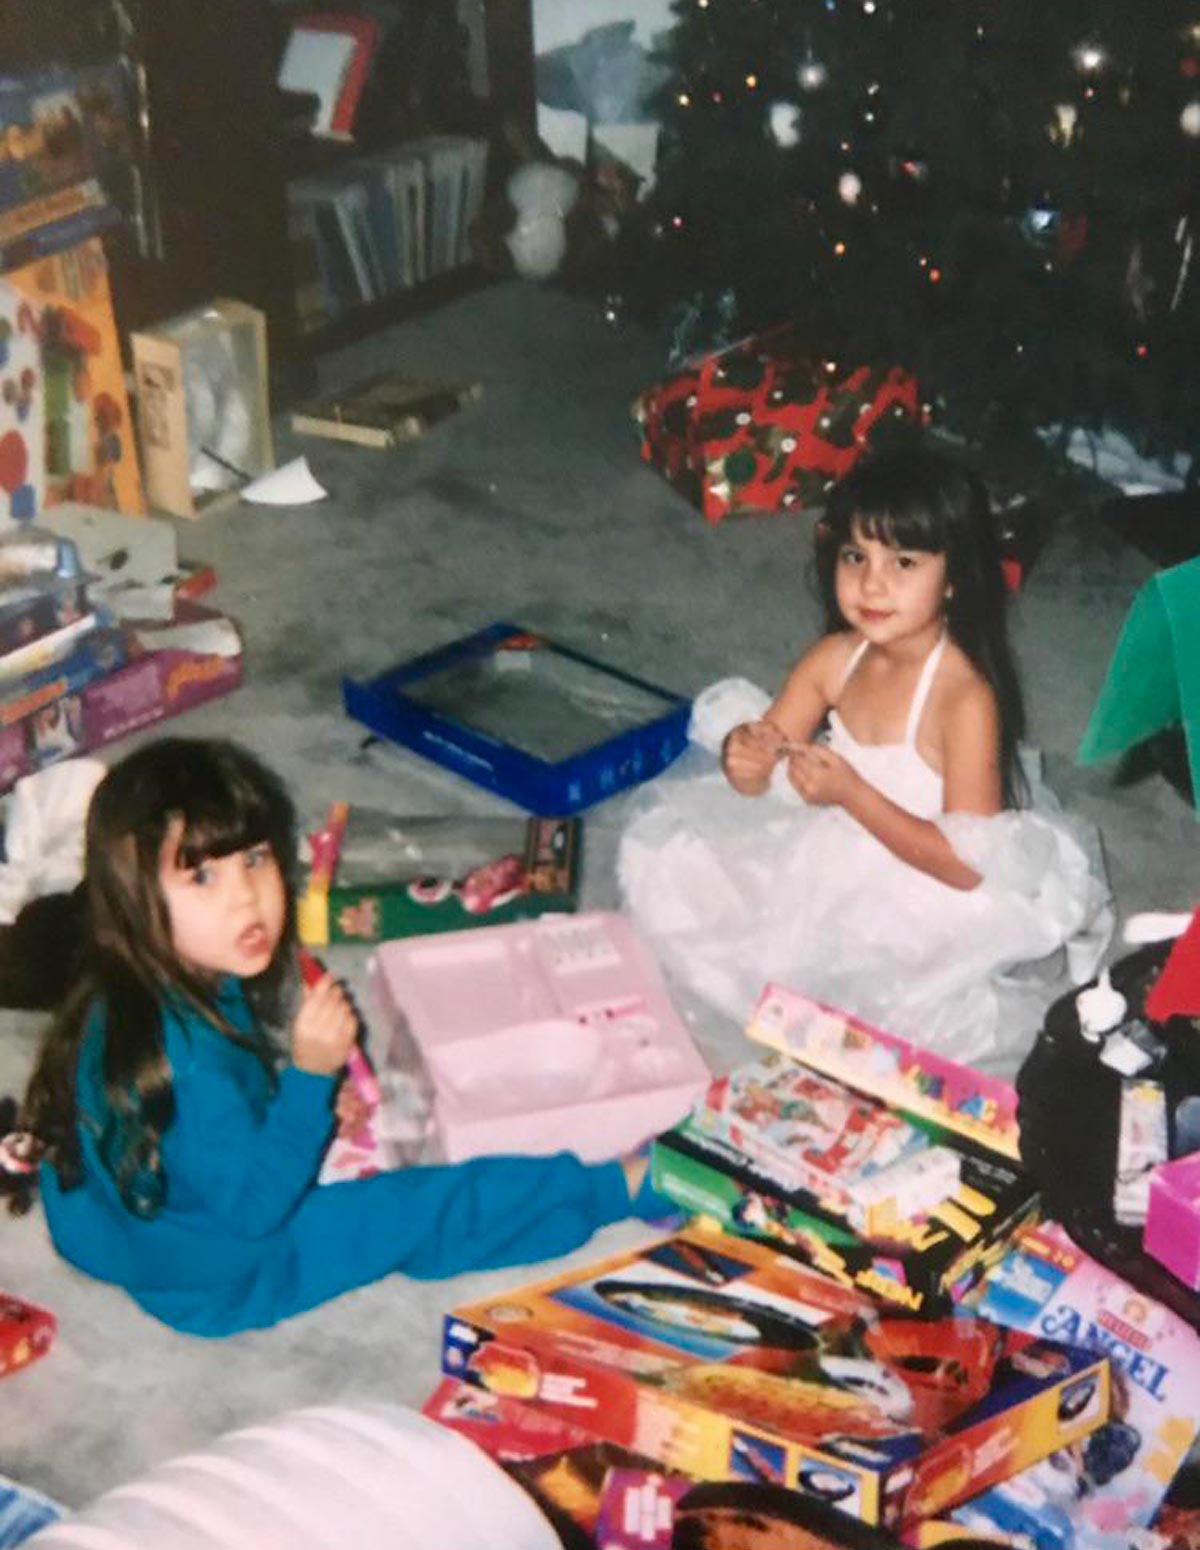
[298,805,581,946]
[442,1223,1111,1528]
[343,622,691,815]
[653,1113,1039,1316]
[745,983,1022,1160]
[953,1223,1200,1550]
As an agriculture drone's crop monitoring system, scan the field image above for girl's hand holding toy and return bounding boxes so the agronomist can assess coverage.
[291,967,358,1078]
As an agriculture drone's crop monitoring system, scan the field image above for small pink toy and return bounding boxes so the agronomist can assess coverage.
[370,912,710,1163]
[1144,1151,1200,1288]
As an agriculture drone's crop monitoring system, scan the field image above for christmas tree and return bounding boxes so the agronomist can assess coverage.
[644,0,1200,464]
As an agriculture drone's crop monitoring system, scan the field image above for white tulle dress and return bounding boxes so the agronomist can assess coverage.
[619,637,1114,1075]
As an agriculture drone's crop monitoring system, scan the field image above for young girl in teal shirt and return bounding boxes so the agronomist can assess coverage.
[11,738,664,1336]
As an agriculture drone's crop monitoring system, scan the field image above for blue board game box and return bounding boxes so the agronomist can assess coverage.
[343,622,691,814]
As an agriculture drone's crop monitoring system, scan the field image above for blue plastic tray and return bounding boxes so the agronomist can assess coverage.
[343,622,691,815]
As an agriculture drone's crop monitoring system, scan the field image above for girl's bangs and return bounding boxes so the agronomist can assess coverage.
[852,502,943,553]
[171,788,274,868]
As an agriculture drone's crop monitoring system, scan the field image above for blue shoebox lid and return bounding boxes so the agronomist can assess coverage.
[343,622,692,815]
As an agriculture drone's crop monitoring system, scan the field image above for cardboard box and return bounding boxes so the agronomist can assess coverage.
[132,301,273,518]
[0,237,144,524]
[343,622,691,815]
[960,1223,1200,1549]
[744,984,1022,1160]
[443,1223,1111,1528]
[372,911,710,1163]
[653,1115,1039,1316]
[1144,1152,1200,1289]
[0,603,242,792]
[298,808,581,946]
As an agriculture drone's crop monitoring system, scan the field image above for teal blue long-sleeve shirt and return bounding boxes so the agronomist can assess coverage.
[41,981,643,1336]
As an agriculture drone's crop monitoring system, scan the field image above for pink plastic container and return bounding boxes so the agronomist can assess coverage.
[1144,1152,1200,1289]
[370,912,710,1163]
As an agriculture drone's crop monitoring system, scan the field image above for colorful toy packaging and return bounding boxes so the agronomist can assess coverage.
[744,984,1022,1160]
[958,1223,1200,1550]
[297,803,581,946]
[0,236,143,526]
[0,1293,55,1379]
[1145,1153,1200,1291]
[652,1112,1038,1316]
[632,325,920,523]
[0,602,241,794]
[443,1222,1111,1529]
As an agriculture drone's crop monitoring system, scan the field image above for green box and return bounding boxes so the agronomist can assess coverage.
[299,810,581,946]
[652,1115,1039,1316]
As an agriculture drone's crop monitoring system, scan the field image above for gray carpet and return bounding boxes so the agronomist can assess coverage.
[1,281,1194,1511]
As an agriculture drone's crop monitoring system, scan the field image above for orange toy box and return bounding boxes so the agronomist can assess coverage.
[442,1223,1110,1530]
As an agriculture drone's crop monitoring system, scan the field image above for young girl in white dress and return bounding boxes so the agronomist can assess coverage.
[619,448,1112,1072]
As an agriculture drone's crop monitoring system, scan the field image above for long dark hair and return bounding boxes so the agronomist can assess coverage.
[13,738,298,1216]
[814,446,1026,806]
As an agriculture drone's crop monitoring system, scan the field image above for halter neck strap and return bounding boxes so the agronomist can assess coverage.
[904,632,948,746]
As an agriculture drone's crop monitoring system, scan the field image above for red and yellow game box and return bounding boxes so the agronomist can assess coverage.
[443,1224,1110,1529]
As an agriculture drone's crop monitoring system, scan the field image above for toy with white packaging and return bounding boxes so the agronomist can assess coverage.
[370,911,710,1162]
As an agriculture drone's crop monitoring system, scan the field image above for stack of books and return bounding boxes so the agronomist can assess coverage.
[0,515,242,793]
[287,135,488,331]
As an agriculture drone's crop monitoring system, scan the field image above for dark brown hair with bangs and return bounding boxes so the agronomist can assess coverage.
[13,738,297,1217]
[814,446,1026,806]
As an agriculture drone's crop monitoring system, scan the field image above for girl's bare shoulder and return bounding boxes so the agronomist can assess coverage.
[937,640,999,721]
[790,630,861,698]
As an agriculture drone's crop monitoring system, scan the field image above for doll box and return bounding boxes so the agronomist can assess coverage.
[342,622,691,815]
[652,1115,1039,1316]
[745,984,1022,1161]
[370,911,710,1163]
[442,1222,1111,1529]
[298,807,581,946]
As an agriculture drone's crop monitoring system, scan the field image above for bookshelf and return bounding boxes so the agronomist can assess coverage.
[10,0,536,385]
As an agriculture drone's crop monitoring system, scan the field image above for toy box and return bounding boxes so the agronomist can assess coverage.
[0,575,90,659]
[633,326,920,524]
[0,603,242,793]
[745,984,1022,1160]
[0,622,126,726]
[343,622,691,815]
[0,1293,55,1379]
[443,1223,1111,1529]
[297,804,581,946]
[697,1054,935,1218]
[1144,1154,1200,1290]
[958,1223,1200,1550]
[653,1114,1039,1316]
[0,237,143,524]
[371,911,710,1163]
[422,1376,598,1462]
[596,1472,912,1550]
[131,300,273,519]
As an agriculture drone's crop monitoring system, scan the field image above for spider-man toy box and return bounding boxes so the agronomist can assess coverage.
[443,1222,1110,1529]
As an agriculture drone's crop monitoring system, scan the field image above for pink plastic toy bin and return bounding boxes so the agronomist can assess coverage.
[370,912,710,1163]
